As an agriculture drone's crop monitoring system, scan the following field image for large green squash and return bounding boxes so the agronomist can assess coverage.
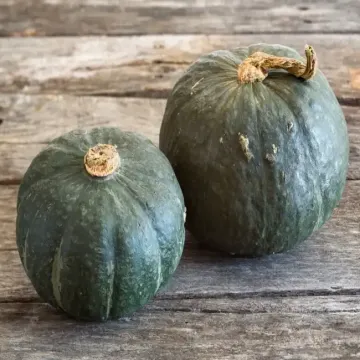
[159,44,349,256]
[16,127,186,321]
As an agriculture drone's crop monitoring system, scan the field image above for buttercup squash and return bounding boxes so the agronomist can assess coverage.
[16,127,186,321]
[159,44,349,256]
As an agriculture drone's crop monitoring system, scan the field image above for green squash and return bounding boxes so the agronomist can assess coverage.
[159,44,349,256]
[16,127,186,321]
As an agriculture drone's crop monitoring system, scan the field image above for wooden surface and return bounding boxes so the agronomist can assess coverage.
[1,181,360,304]
[1,1,360,359]
[1,94,360,183]
[2,297,360,360]
[1,0,360,36]
[0,35,360,103]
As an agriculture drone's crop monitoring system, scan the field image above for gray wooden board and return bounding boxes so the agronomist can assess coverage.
[1,181,359,302]
[0,95,359,183]
[0,35,359,103]
[0,0,360,36]
[1,2,360,358]
[1,297,360,360]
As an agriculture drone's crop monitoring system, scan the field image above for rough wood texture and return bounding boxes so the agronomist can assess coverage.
[0,0,360,36]
[0,250,37,302]
[149,295,360,314]
[0,35,359,103]
[0,185,17,250]
[1,297,360,360]
[1,2,360,357]
[346,105,360,180]
[1,181,360,302]
[0,95,359,183]
[0,95,164,144]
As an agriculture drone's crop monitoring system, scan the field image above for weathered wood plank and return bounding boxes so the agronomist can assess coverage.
[1,298,360,360]
[0,35,359,102]
[1,181,360,301]
[0,95,359,183]
[0,95,164,144]
[0,94,164,183]
[346,105,360,180]
[0,250,37,302]
[0,0,360,36]
[149,295,360,314]
[0,185,17,250]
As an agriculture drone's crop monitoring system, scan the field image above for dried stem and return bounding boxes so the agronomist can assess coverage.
[84,144,120,177]
[237,45,317,84]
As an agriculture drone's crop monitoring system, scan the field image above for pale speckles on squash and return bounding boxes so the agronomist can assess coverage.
[238,133,253,162]
[190,77,204,95]
[219,137,224,144]
[280,170,286,183]
[265,154,276,163]
[106,261,114,275]
[265,144,278,164]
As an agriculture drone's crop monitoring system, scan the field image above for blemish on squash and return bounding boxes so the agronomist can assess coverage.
[287,122,294,132]
[219,137,224,144]
[191,78,204,90]
[238,133,253,161]
[265,144,278,163]
[265,153,276,163]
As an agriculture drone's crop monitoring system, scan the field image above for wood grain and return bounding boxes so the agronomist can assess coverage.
[1,298,360,360]
[0,35,359,102]
[0,0,359,36]
[1,94,359,183]
[1,181,360,302]
[148,295,360,314]
[0,95,164,145]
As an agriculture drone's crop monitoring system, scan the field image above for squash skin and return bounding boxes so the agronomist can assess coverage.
[16,127,185,321]
[159,43,349,256]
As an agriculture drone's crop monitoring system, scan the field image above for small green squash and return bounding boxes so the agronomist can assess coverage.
[159,44,349,256]
[16,127,186,321]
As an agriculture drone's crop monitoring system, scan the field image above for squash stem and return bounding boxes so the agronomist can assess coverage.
[237,45,317,84]
[84,144,120,177]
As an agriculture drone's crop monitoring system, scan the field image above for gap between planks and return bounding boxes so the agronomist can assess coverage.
[1,284,360,305]
[2,295,360,315]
